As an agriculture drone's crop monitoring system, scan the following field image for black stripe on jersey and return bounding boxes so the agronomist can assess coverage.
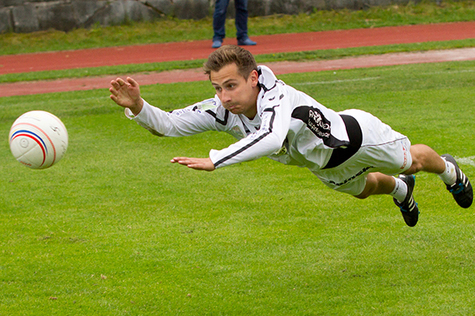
[322,114,362,169]
[258,81,277,95]
[242,122,251,134]
[205,109,229,126]
[214,106,278,168]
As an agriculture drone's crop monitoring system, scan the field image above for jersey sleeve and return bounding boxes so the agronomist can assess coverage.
[209,84,292,168]
[125,98,221,137]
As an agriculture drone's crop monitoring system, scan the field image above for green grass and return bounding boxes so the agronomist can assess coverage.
[1,61,474,315]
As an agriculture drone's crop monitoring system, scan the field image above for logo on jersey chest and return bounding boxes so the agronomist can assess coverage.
[292,106,331,140]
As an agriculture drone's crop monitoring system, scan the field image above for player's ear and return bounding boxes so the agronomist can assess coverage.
[249,69,259,87]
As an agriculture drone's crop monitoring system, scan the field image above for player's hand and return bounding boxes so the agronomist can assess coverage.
[109,77,143,115]
[171,157,216,171]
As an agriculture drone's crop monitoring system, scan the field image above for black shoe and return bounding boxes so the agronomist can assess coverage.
[393,174,419,227]
[442,154,473,208]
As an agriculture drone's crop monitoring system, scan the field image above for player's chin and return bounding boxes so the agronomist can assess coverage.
[227,106,242,114]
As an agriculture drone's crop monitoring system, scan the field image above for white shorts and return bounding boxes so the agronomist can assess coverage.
[314,109,412,196]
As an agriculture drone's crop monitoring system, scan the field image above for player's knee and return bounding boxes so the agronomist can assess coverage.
[404,160,422,175]
[354,174,377,199]
[354,190,370,199]
[408,144,438,174]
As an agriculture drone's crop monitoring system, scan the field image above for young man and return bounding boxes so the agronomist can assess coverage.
[109,45,472,227]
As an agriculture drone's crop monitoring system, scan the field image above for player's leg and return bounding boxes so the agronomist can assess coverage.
[405,144,472,208]
[402,144,445,174]
[355,172,419,227]
[355,172,395,199]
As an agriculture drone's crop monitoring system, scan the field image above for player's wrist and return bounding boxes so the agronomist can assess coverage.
[129,98,144,116]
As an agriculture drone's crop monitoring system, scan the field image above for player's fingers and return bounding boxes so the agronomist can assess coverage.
[110,80,118,89]
[112,78,126,89]
[172,157,198,167]
[127,77,139,87]
[171,157,188,164]
[110,79,124,90]
[109,86,118,95]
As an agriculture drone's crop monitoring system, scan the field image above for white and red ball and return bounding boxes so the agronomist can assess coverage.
[9,111,68,169]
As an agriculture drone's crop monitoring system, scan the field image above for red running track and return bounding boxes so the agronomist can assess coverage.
[1,47,474,97]
[0,21,474,75]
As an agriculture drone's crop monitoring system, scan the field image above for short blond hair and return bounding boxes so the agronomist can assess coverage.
[203,45,258,80]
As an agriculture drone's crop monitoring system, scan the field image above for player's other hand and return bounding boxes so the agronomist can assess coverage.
[171,157,216,171]
[109,77,144,116]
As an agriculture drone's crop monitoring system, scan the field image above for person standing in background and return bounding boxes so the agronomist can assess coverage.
[212,0,257,48]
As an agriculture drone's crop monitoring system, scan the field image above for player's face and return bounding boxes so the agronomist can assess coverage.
[210,63,259,119]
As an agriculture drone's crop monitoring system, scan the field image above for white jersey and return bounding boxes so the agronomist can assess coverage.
[126,65,354,172]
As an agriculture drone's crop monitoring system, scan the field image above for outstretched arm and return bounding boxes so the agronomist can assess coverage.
[170,157,215,171]
[109,77,144,116]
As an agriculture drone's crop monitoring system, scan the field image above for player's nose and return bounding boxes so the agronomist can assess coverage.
[220,90,232,103]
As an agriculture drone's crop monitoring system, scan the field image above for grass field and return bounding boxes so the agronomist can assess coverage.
[1,60,474,315]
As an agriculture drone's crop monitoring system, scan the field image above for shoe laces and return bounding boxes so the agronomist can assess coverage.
[449,182,464,194]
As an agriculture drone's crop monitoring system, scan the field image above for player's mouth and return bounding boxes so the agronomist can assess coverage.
[225,103,239,112]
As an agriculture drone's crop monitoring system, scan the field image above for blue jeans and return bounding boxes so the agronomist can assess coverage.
[213,0,249,42]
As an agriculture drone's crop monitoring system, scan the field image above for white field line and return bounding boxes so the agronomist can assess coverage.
[421,69,475,76]
[293,77,380,86]
[456,156,475,168]
[293,68,475,86]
